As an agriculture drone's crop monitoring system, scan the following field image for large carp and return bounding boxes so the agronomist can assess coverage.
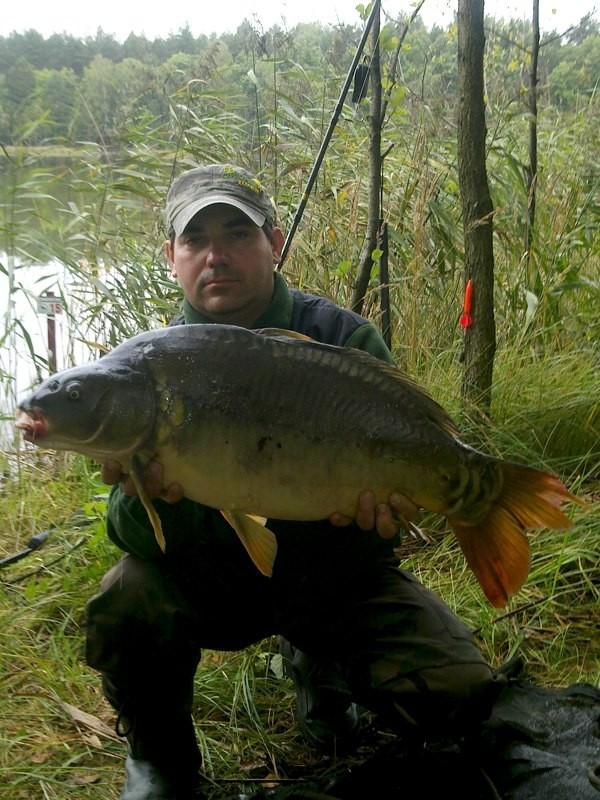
[15,324,581,608]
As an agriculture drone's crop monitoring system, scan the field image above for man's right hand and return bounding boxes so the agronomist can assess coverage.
[100,459,184,504]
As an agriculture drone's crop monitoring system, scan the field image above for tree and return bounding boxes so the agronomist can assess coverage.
[32,68,78,140]
[2,56,36,138]
[457,0,496,419]
[524,0,540,271]
[71,55,119,142]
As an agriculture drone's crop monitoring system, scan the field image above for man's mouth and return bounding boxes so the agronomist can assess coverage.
[201,271,240,289]
[204,278,238,287]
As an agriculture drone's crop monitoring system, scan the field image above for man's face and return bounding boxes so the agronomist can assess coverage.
[166,204,284,327]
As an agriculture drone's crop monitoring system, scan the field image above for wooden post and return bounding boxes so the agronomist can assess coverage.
[39,291,62,374]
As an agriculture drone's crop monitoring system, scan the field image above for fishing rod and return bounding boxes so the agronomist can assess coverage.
[278,0,381,269]
[0,509,95,571]
[0,528,55,568]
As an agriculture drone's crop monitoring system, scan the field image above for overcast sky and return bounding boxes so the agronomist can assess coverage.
[1,0,596,42]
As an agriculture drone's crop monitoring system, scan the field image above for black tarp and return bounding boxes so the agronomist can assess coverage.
[239,666,599,799]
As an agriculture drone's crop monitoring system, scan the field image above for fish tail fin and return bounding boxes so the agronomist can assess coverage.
[221,510,278,577]
[449,464,584,609]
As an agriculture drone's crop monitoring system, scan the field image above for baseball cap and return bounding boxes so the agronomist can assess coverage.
[166,164,275,236]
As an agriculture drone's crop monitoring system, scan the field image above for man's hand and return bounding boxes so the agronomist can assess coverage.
[100,459,184,504]
[329,490,420,540]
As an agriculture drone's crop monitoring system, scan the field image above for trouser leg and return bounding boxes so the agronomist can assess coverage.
[346,568,505,737]
[279,563,506,741]
[86,556,204,790]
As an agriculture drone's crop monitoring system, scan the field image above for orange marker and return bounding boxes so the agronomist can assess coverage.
[460,278,473,328]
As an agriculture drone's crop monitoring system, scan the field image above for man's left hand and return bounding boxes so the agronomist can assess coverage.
[329,490,419,540]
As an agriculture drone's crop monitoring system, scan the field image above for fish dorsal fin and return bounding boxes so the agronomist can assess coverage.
[258,327,459,438]
[255,327,315,342]
[220,510,278,577]
[340,348,461,439]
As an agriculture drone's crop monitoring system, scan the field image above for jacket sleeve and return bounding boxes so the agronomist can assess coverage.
[344,322,395,364]
[106,485,217,560]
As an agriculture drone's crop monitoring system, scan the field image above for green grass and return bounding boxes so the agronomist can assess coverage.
[0,345,598,799]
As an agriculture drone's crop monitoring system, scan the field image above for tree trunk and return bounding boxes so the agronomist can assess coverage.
[525,0,540,275]
[350,4,382,316]
[457,0,496,419]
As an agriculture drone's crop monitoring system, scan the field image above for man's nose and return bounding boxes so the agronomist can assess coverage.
[205,238,227,266]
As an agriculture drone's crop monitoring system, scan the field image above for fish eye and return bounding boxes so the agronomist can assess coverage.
[66,381,82,401]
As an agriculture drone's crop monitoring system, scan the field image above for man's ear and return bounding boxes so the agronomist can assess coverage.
[270,227,285,264]
[165,239,177,277]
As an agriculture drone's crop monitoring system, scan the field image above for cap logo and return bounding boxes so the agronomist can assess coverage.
[222,166,266,196]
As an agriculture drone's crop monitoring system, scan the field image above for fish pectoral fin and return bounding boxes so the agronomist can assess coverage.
[220,510,277,577]
[129,455,166,553]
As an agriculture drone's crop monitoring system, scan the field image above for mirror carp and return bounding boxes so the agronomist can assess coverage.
[15,324,583,608]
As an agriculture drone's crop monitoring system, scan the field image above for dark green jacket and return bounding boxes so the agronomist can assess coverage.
[106,272,394,560]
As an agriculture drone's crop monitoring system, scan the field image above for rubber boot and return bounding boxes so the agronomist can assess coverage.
[280,638,360,753]
[103,675,207,800]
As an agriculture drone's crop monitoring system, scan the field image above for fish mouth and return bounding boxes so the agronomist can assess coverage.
[15,408,49,442]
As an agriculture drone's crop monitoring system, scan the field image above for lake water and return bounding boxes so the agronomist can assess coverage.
[0,257,95,448]
[0,154,155,448]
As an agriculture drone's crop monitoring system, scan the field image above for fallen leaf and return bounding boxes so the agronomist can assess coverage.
[31,751,52,764]
[68,772,102,786]
[83,733,103,749]
[60,701,119,740]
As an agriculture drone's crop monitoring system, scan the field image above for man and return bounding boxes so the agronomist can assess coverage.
[87,164,505,799]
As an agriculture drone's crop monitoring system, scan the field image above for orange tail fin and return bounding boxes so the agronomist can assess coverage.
[449,464,584,609]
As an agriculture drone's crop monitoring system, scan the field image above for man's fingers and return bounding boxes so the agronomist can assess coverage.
[161,482,184,504]
[100,458,183,503]
[355,490,376,530]
[374,503,398,540]
[389,492,420,522]
[329,490,421,540]
[100,460,125,485]
[143,460,165,497]
[329,511,353,527]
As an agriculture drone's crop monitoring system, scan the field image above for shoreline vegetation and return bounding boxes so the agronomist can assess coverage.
[0,11,598,798]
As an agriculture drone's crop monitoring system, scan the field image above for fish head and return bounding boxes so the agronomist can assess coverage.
[15,360,156,461]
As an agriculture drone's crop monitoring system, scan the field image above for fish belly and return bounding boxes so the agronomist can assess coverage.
[156,420,442,520]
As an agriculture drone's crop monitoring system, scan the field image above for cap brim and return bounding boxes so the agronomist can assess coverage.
[172,195,266,235]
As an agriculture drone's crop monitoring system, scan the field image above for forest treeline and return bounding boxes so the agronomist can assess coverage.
[0,12,598,147]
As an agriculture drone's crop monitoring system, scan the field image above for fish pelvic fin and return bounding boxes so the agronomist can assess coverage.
[220,510,278,577]
[449,463,584,609]
[129,455,166,553]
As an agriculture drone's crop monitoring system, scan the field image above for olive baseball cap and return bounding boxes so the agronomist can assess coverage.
[166,164,275,236]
